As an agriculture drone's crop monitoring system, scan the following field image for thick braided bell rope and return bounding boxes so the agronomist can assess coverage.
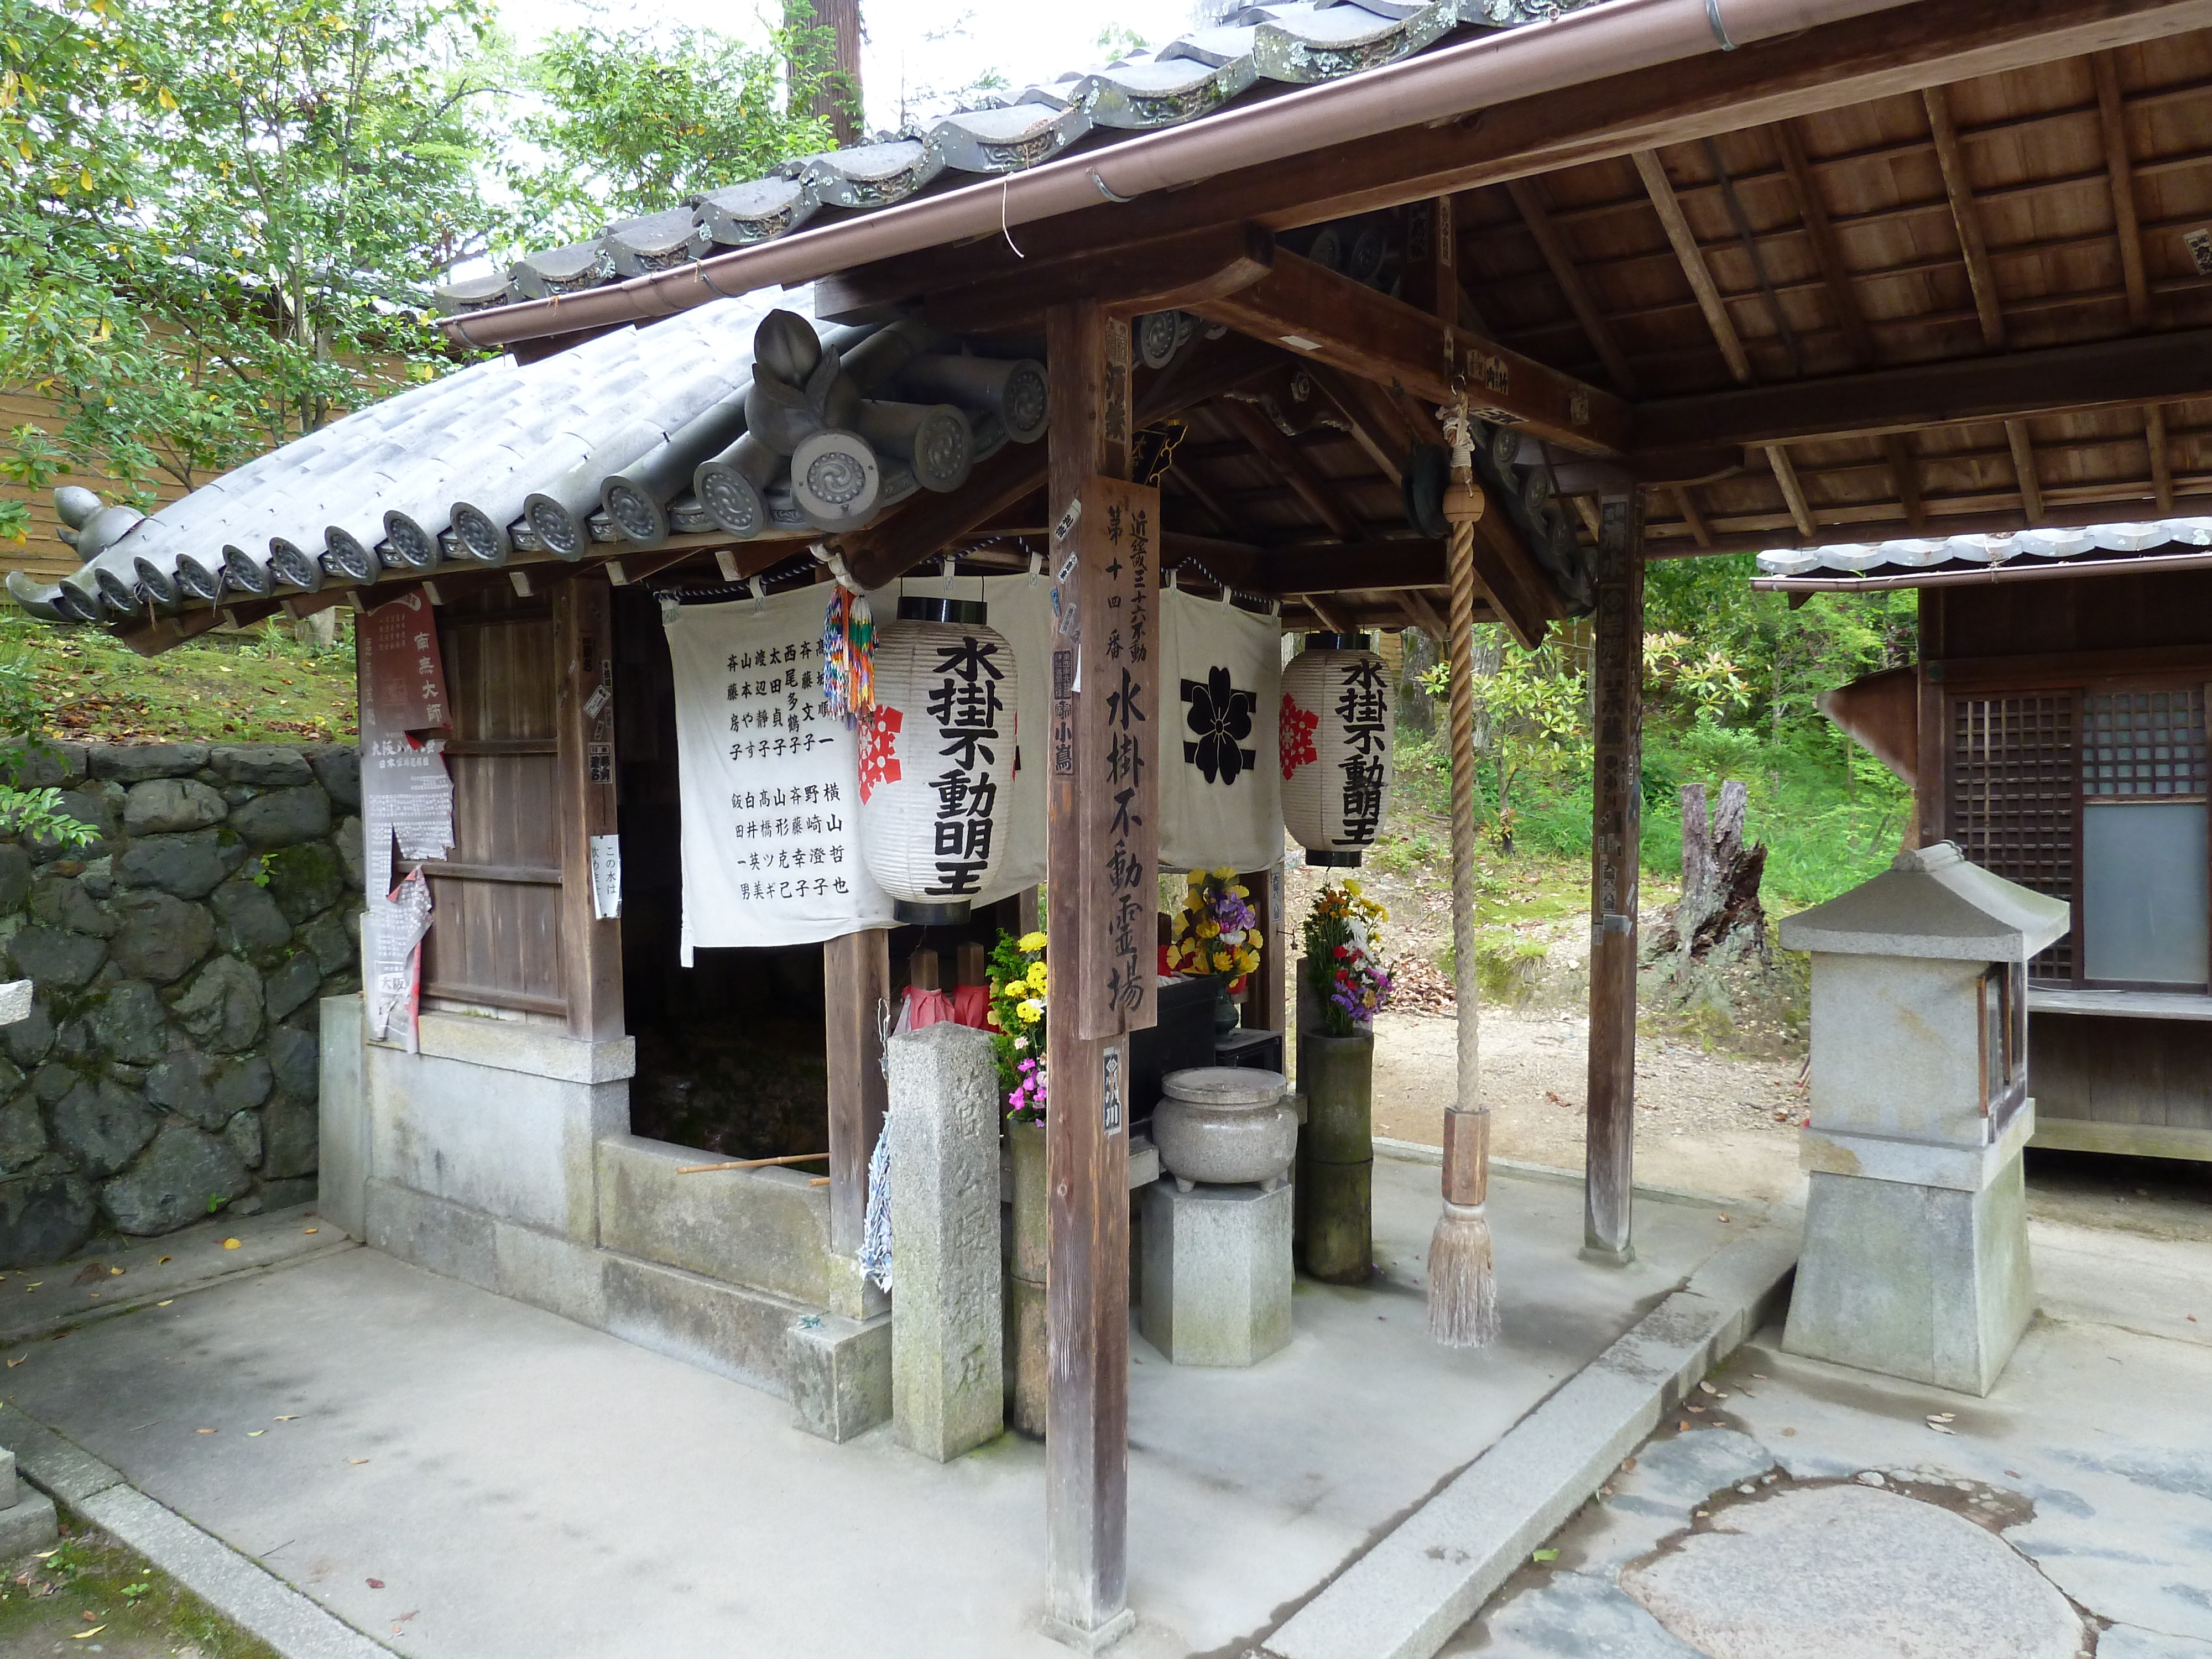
[1447,507,1480,1115]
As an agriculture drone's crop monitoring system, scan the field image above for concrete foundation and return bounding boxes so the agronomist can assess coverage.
[0,1444,56,1557]
[332,1006,891,1441]
[1139,1179,1292,1367]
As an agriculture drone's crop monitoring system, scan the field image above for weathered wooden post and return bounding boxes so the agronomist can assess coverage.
[1042,299,1155,1651]
[1583,493,1643,1266]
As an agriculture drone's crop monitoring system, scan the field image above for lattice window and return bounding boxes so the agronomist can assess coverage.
[2081,689,2208,800]
[1950,693,2077,983]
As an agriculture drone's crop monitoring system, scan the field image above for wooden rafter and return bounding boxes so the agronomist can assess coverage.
[2005,419,2047,520]
[1634,149,1754,384]
[1399,588,1449,640]
[2092,51,2153,328]
[2147,404,2177,512]
[1632,326,2212,448]
[1504,176,1641,395]
[1161,467,1234,538]
[1702,136,1806,377]
[1186,248,1631,453]
[1923,84,2008,348]
[1772,118,1877,368]
[1213,397,1362,541]
[1767,444,1818,539]
[1884,433,1928,529]
[1671,486,1714,549]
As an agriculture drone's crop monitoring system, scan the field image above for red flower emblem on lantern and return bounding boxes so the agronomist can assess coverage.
[1280,694,1319,781]
[858,706,904,803]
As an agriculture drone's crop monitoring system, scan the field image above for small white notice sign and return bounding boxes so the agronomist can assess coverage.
[589,834,623,920]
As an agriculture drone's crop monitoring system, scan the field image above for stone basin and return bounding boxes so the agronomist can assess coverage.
[1152,1066,1296,1191]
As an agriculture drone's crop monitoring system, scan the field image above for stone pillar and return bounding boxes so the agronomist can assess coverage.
[888,1021,1004,1461]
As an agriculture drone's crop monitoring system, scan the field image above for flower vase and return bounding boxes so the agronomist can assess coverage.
[1212,978,1242,1036]
[1296,1030,1375,1284]
[1005,1116,1049,1437]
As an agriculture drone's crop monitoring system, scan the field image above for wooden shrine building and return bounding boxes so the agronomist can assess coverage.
[11,0,2212,1641]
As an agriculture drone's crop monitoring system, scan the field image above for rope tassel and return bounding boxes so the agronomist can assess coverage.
[1428,445,1501,1348]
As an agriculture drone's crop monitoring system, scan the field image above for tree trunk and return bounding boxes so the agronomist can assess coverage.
[787,0,863,146]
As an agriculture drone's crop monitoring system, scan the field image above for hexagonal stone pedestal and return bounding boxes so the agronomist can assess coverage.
[1139,1179,1292,1368]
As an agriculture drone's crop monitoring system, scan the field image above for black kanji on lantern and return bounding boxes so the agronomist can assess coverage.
[1181,664,1257,785]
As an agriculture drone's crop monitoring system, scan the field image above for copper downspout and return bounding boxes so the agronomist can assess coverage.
[442,0,1922,351]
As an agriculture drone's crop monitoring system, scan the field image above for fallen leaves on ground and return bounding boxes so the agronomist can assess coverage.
[220,1239,242,1251]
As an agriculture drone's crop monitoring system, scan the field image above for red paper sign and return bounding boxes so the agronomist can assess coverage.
[363,592,450,733]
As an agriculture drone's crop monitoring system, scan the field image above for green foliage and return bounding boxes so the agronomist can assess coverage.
[495,15,838,253]
[1,0,497,509]
[0,635,92,844]
[1407,575,1918,909]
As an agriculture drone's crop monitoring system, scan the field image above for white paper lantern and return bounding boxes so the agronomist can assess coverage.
[1280,632,1394,868]
[859,597,1020,922]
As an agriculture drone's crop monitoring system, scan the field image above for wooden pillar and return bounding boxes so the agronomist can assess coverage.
[1583,494,1642,1266]
[554,575,623,1042]
[1914,588,1947,851]
[823,927,890,1255]
[1042,299,1152,1651]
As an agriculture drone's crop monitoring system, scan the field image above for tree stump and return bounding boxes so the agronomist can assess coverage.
[1656,780,1767,961]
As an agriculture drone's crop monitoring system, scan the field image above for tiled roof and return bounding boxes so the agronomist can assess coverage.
[6,285,1048,624]
[1754,519,2212,581]
[441,0,1554,318]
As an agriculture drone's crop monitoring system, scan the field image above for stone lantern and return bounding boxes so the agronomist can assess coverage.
[1777,841,2069,1396]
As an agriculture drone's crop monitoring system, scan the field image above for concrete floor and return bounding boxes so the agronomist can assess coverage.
[1446,1218,2212,1657]
[0,1156,1744,1659]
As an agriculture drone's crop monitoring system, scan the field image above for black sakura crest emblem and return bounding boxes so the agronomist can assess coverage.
[1181,665,1256,786]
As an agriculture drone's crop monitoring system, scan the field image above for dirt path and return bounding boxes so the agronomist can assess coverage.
[1368,1006,1811,1208]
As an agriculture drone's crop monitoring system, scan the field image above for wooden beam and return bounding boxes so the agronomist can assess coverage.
[2147,404,2176,512]
[1702,136,1806,378]
[1772,119,1876,369]
[552,575,623,1042]
[1506,177,1640,397]
[2092,51,2151,329]
[1584,493,1641,1267]
[1199,539,1447,596]
[1767,444,1817,539]
[822,928,889,1256]
[2005,419,2046,521]
[1041,300,1137,1651]
[1306,594,1356,634]
[1400,588,1448,640]
[1302,361,1407,486]
[1923,85,2007,349]
[815,222,1274,329]
[1188,248,1631,455]
[1399,196,1461,328]
[1633,149,1754,385]
[1672,492,2211,555]
[1884,432,1928,529]
[1671,485,1713,550]
[1632,326,2212,448]
[1214,396,1361,541]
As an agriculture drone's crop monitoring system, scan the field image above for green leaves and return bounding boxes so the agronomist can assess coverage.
[494,17,836,254]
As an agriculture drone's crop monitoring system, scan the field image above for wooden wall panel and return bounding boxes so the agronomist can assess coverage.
[418,591,569,1016]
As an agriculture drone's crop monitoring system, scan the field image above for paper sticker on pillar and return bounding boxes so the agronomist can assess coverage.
[860,596,1018,925]
[1280,633,1393,868]
[589,834,622,921]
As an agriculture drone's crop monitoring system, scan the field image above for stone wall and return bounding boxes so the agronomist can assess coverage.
[0,742,361,1265]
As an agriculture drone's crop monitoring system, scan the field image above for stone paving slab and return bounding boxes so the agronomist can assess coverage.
[1444,1285,2212,1659]
[0,1202,353,1348]
[0,1158,1756,1658]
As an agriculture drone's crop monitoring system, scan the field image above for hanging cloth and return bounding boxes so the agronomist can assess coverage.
[949,983,992,1030]
[859,1113,894,1291]
[894,983,955,1035]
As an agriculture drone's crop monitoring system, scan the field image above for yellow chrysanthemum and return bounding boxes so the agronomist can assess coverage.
[1026,962,1048,993]
[1211,951,1234,973]
[1343,878,1363,895]
[1016,998,1044,1024]
[1018,931,1048,952]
